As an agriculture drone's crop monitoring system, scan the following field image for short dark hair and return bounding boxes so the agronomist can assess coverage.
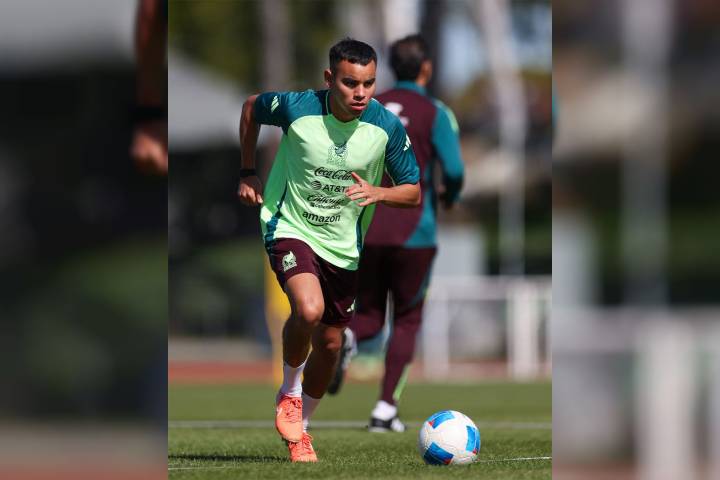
[329,38,377,71]
[389,34,430,81]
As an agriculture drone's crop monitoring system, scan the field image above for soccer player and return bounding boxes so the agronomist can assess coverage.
[237,38,420,462]
[131,0,167,175]
[327,34,465,433]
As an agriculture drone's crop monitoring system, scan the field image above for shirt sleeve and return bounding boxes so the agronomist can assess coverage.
[253,91,293,132]
[431,101,464,203]
[384,117,420,185]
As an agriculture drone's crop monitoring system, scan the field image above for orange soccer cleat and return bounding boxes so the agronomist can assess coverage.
[287,432,317,462]
[275,393,303,442]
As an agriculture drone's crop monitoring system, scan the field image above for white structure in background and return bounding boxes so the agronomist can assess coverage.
[0,0,135,72]
[431,225,485,278]
[475,0,527,276]
[621,0,672,305]
[381,0,420,43]
[168,51,272,153]
[710,334,720,480]
[423,225,549,381]
[422,274,550,381]
[636,320,696,480]
[419,0,546,382]
[338,0,393,91]
[553,309,719,474]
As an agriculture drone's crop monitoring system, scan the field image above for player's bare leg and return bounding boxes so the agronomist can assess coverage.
[302,324,344,398]
[275,273,324,443]
[297,323,343,457]
[283,273,324,367]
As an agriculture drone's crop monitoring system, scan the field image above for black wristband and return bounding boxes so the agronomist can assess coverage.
[133,105,166,124]
[239,168,257,178]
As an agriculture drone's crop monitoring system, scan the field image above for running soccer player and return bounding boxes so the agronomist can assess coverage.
[237,38,420,462]
[327,34,465,433]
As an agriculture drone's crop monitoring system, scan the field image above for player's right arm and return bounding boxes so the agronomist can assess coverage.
[131,0,167,175]
[238,94,264,206]
[238,91,297,206]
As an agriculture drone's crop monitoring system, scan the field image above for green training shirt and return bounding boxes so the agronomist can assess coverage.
[254,89,419,270]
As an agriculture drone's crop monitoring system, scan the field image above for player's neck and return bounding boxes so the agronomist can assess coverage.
[328,91,359,123]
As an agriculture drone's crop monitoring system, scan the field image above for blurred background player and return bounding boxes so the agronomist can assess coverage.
[327,34,464,433]
[237,38,420,461]
[131,0,167,175]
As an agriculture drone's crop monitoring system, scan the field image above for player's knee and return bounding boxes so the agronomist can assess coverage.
[295,300,324,327]
[318,329,342,356]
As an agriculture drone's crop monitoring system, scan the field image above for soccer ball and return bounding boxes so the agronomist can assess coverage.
[418,410,481,465]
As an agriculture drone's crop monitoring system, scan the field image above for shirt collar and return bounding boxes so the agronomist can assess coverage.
[395,80,426,95]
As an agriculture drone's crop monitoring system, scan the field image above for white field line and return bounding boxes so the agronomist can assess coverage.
[478,456,552,463]
[169,420,551,430]
[168,456,551,471]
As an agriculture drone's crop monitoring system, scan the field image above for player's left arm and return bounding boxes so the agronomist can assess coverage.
[345,119,420,208]
[432,102,464,209]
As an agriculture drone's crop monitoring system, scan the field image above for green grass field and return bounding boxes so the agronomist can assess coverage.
[169,381,551,479]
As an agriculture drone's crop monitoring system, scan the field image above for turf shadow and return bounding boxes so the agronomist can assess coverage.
[170,453,285,464]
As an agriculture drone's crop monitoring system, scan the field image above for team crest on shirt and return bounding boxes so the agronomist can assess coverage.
[282,251,297,272]
[327,141,348,167]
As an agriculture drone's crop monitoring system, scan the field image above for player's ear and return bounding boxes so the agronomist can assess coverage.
[324,68,333,88]
[421,60,433,81]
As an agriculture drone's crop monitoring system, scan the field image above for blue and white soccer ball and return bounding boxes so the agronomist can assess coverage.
[418,410,481,465]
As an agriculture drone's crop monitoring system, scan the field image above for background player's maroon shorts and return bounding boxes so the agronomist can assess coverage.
[356,245,437,317]
[266,238,358,327]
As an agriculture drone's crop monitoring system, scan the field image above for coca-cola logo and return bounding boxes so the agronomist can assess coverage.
[314,167,353,181]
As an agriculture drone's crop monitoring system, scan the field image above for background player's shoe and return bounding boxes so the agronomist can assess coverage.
[275,393,303,442]
[287,432,318,462]
[368,415,406,433]
[327,328,357,395]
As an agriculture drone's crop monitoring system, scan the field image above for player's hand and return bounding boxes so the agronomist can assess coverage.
[237,175,264,206]
[131,121,168,175]
[436,184,456,210]
[439,191,454,210]
[345,172,384,207]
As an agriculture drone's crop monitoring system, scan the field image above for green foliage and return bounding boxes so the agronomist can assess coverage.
[169,0,262,88]
[169,0,339,91]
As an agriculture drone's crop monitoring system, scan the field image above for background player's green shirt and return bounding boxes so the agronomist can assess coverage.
[254,89,419,270]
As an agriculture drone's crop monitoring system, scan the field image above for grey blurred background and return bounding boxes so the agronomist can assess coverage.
[0,0,166,478]
[553,0,720,479]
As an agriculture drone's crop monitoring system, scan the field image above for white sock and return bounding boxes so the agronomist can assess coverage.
[371,400,397,421]
[279,360,305,398]
[345,327,357,354]
[301,392,321,432]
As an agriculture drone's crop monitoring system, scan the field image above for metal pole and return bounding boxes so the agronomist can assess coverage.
[620,0,672,305]
[476,0,527,276]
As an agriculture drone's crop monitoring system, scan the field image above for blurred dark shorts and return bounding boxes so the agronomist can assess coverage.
[266,238,358,327]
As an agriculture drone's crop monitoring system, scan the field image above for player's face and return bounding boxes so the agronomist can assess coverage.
[325,59,377,122]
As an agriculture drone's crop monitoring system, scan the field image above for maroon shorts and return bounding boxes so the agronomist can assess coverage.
[266,238,358,327]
